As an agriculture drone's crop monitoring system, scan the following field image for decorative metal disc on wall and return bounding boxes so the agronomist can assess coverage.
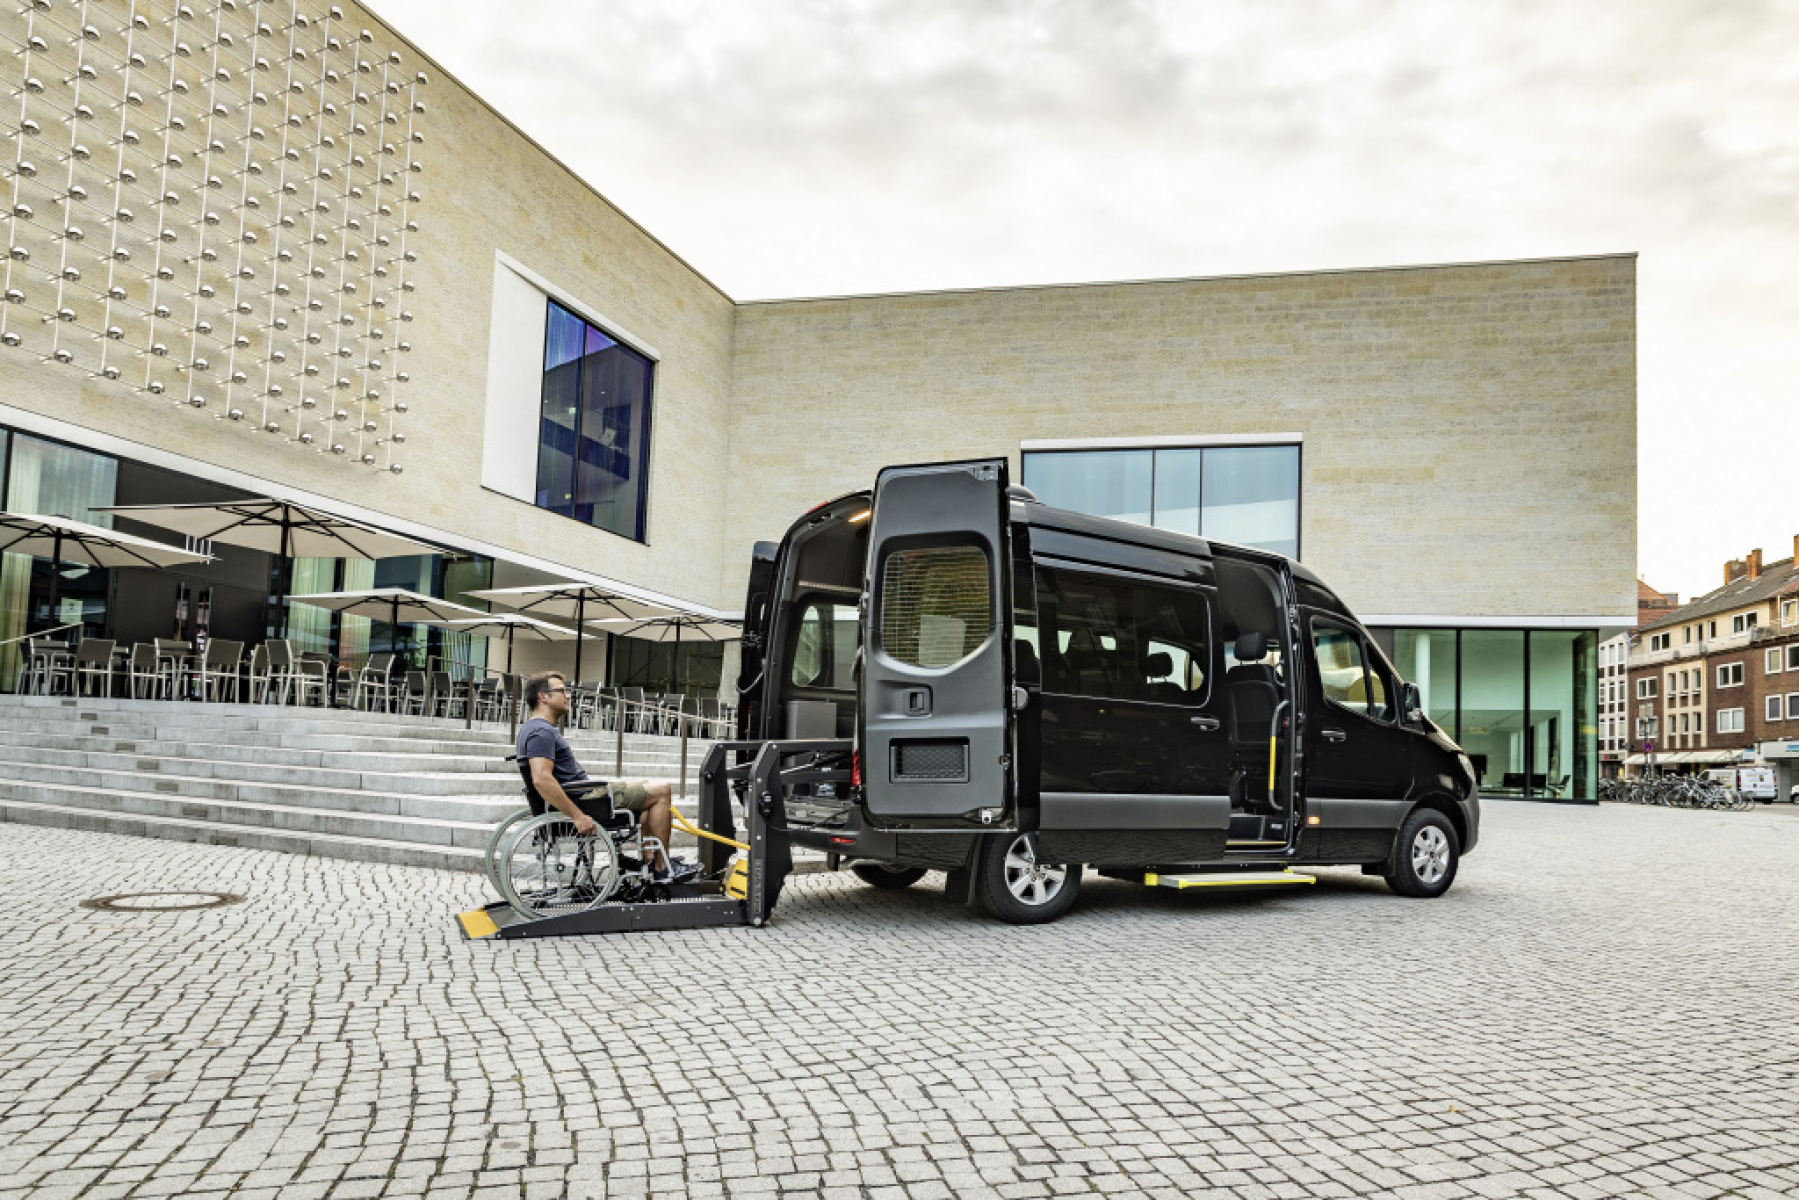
[0,0,427,473]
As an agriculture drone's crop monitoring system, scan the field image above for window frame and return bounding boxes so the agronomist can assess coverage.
[533,298,657,543]
[1310,615,1394,724]
[1636,678,1656,699]
[1716,662,1744,688]
[1767,695,1784,722]
[1717,707,1744,734]
[1767,648,1783,675]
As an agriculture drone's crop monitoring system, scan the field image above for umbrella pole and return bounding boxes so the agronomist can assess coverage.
[673,623,683,693]
[506,625,515,675]
[602,629,612,687]
[573,595,585,684]
[270,512,292,639]
[44,528,63,636]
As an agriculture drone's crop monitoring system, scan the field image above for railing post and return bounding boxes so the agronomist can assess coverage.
[615,698,626,777]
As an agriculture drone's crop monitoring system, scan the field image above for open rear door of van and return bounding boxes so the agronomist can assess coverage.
[860,458,1014,830]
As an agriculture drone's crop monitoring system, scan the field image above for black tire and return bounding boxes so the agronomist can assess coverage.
[1383,808,1460,898]
[974,831,1082,925]
[850,863,928,890]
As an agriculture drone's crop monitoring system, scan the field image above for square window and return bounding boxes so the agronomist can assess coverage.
[1717,662,1744,688]
[1717,708,1744,734]
[1789,692,1799,718]
[1767,648,1783,674]
[1783,599,1798,626]
[1787,644,1799,671]
[1767,695,1784,722]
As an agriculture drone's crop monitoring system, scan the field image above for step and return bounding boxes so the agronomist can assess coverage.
[0,795,486,872]
[1143,869,1316,889]
[0,770,519,825]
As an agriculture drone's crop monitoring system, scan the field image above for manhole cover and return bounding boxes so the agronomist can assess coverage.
[82,891,245,912]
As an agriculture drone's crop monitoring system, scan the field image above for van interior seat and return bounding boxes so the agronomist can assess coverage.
[1225,632,1282,742]
[1141,650,1186,703]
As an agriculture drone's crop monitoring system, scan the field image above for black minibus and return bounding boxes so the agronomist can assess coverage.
[736,458,1480,924]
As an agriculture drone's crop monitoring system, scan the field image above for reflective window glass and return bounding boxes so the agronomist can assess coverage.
[790,599,858,690]
[1021,450,1151,525]
[535,300,654,542]
[1150,448,1200,536]
[1312,621,1369,713]
[1201,446,1299,558]
[1034,566,1209,705]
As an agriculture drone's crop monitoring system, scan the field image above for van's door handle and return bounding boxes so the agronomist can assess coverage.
[1321,728,1347,743]
[1190,715,1221,731]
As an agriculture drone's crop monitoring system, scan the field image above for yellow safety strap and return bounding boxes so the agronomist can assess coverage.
[1268,735,1279,794]
[670,805,749,852]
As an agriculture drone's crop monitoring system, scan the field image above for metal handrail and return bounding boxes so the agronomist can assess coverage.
[0,622,82,647]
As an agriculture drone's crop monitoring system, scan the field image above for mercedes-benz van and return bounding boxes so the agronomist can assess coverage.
[736,458,1480,924]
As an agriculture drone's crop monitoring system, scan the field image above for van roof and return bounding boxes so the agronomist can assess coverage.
[1017,497,1327,585]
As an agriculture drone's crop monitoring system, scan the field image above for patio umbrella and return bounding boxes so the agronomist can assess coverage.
[0,512,214,631]
[440,613,591,675]
[466,583,677,683]
[286,588,490,658]
[592,613,741,692]
[97,500,440,634]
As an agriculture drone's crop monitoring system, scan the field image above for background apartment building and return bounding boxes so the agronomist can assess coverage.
[1599,580,1677,777]
[0,0,1637,801]
[1627,542,1799,772]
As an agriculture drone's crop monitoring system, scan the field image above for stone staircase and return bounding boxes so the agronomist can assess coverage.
[0,694,726,872]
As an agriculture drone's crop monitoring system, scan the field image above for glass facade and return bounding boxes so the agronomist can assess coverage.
[535,300,655,542]
[1379,627,1597,801]
[1022,443,1300,557]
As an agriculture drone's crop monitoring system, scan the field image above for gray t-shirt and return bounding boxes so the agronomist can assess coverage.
[516,717,587,786]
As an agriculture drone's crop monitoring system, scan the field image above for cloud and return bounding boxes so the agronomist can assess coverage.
[371,0,1799,598]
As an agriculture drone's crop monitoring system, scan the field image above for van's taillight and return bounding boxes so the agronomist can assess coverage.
[852,752,862,787]
[829,836,855,846]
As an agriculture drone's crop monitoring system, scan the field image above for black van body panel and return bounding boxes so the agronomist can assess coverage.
[749,473,1480,879]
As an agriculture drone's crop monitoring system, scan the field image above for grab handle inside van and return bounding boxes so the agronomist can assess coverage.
[1268,700,1289,795]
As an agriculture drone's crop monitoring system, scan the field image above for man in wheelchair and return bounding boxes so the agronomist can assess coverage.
[517,671,696,884]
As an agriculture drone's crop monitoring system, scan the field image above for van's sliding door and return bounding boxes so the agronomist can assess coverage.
[861,459,1013,828]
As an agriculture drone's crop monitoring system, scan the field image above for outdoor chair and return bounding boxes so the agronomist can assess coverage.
[152,638,191,700]
[350,653,397,712]
[397,669,428,715]
[17,636,72,695]
[194,639,244,702]
[506,674,523,724]
[246,643,272,703]
[267,641,328,707]
[697,697,722,738]
[428,670,466,718]
[50,638,115,698]
[471,676,504,722]
[126,642,163,700]
[570,680,605,729]
[658,694,686,736]
[616,686,646,733]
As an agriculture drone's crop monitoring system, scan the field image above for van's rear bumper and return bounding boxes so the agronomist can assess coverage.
[1458,794,1482,854]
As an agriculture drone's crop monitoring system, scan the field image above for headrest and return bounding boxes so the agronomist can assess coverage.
[1142,651,1173,678]
[1234,632,1268,662]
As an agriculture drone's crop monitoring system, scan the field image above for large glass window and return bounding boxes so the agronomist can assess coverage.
[1459,630,1527,796]
[1033,566,1209,705]
[535,300,654,542]
[1023,443,1300,557]
[1395,629,1458,734]
[0,434,120,667]
[1530,630,1596,802]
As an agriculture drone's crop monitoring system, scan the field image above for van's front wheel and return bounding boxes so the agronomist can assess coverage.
[1384,809,1460,898]
[977,832,1081,924]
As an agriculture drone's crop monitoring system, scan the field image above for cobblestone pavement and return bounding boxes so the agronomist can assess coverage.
[1,801,1796,1200]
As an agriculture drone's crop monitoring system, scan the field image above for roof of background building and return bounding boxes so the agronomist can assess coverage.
[1640,558,1799,634]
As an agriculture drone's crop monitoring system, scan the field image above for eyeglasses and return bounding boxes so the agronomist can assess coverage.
[544,686,569,695]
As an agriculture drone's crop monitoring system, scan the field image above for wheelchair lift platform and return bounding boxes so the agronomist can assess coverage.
[457,739,848,941]
[1142,869,1315,889]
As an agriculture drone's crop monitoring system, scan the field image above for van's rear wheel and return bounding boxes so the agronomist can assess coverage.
[1384,809,1459,898]
[976,832,1081,924]
[851,863,928,890]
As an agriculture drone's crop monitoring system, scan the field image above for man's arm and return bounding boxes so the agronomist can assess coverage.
[529,757,598,836]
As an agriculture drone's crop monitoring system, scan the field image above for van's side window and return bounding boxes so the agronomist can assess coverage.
[1313,621,1371,715]
[1312,618,1393,722]
[879,546,992,668]
[790,599,858,690]
[1034,566,1209,706]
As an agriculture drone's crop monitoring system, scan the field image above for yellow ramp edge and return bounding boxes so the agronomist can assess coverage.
[458,909,500,940]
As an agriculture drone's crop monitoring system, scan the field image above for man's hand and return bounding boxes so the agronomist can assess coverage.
[572,813,598,837]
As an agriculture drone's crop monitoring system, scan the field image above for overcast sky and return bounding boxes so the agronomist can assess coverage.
[370,0,1798,605]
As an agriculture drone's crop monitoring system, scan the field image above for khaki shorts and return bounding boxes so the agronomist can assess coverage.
[607,781,651,814]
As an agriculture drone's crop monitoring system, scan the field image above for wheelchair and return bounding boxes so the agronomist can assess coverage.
[491,762,674,920]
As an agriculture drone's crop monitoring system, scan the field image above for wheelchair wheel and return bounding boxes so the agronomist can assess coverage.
[497,813,622,920]
[483,808,535,898]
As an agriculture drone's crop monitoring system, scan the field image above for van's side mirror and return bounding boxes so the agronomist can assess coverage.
[1401,683,1424,726]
